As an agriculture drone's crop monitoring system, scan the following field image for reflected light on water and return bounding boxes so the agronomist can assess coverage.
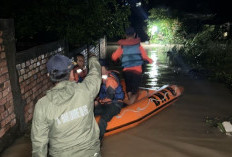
[144,51,159,87]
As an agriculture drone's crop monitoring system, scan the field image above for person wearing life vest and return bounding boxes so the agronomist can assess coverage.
[94,59,124,141]
[112,27,153,105]
[31,54,102,157]
[73,53,88,83]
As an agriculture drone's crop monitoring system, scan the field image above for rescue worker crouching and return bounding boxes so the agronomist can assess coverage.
[94,59,125,141]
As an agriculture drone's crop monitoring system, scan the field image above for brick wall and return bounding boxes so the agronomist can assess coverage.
[16,38,106,124]
[0,19,106,152]
[0,30,16,138]
[16,43,66,123]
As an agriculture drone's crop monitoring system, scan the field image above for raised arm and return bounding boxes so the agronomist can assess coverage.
[82,56,102,98]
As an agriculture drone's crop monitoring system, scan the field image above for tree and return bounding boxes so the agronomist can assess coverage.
[1,0,131,47]
[146,8,184,44]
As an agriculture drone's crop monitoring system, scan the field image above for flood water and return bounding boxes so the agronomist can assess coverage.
[1,44,232,157]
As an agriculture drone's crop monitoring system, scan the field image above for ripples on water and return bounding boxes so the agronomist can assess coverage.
[141,47,181,90]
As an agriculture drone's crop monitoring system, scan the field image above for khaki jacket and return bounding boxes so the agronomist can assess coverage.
[31,57,102,157]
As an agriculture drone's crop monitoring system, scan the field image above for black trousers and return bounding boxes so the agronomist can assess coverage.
[94,102,122,140]
[123,71,142,94]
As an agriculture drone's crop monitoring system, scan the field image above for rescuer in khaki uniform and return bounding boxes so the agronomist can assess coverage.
[31,54,102,157]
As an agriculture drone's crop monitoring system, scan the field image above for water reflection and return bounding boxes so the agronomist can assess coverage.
[141,47,178,90]
[145,51,159,78]
[106,45,179,90]
[143,50,159,88]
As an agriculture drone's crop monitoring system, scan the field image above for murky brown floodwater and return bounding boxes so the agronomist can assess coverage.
[1,44,232,157]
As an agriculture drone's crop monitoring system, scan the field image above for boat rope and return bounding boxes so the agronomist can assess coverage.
[116,86,178,119]
[116,100,152,118]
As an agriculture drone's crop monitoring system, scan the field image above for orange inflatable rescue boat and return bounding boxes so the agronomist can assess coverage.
[95,80,183,137]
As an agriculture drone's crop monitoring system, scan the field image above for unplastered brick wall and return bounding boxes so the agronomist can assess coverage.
[16,42,66,123]
[0,30,16,138]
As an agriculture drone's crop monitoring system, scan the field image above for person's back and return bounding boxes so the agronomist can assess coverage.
[31,54,102,157]
[112,27,153,105]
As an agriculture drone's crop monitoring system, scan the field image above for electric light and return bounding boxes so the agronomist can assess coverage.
[102,75,108,80]
[76,69,82,73]
[136,2,141,7]
[151,25,158,35]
